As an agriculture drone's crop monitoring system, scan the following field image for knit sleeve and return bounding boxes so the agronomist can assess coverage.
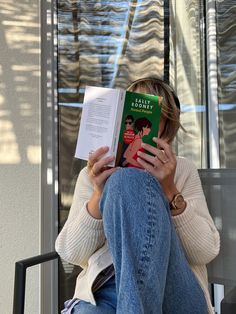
[172,159,220,265]
[55,167,106,268]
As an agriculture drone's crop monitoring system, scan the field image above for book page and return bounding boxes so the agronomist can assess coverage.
[75,86,121,161]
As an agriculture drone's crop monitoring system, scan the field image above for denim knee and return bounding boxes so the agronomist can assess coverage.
[105,168,166,200]
[101,168,169,218]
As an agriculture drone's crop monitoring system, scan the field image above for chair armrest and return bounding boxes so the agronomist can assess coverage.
[13,251,59,314]
[221,286,236,314]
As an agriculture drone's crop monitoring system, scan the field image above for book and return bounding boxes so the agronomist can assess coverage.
[75,86,162,168]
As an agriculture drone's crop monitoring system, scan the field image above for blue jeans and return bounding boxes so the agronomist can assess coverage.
[72,168,207,314]
[71,275,116,314]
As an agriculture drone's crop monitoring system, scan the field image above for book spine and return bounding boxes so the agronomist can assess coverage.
[110,89,125,159]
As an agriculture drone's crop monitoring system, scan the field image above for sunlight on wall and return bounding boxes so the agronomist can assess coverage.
[0,114,21,164]
[27,145,41,164]
[0,1,41,313]
[0,1,40,166]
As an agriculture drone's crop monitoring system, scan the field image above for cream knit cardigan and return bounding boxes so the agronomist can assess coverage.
[56,157,220,313]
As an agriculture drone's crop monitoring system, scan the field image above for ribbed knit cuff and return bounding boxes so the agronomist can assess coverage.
[171,201,195,228]
[78,202,104,230]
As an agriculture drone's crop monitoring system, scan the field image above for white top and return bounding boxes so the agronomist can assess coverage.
[55,157,220,313]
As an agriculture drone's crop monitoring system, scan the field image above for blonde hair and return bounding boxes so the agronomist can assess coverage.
[127,77,181,143]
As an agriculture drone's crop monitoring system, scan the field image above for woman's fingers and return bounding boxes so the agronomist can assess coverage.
[141,138,175,163]
[140,142,158,156]
[86,146,118,192]
[88,146,109,166]
[95,167,118,184]
[137,150,153,163]
[140,144,169,164]
[137,157,156,174]
[153,138,175,162]
[92,155,115,175]
[91,163,119,194]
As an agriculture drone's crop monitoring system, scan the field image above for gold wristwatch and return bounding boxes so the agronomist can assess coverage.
[170,193,186,210]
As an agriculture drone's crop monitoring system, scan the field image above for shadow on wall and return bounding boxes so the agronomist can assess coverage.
[0,1,41,313]
[0,0,40,166]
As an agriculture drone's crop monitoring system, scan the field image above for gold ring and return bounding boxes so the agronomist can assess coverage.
[87,160,93,169]
[90,168,96,177]
[163,159,169,164]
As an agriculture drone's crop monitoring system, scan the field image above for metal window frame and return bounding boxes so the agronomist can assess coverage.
[205,0,220,169]
[41,0,59,313]
[205,1,224,313]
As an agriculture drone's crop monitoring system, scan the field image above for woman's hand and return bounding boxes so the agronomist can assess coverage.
[86,146,119,219]
[87,146,118,195]
[136,138,179,202]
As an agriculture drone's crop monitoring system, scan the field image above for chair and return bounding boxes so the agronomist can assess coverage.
[13,252,59,314]
[13,169,236,314]
[199,169,236,314]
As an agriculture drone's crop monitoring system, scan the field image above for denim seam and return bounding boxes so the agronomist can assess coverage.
[136,174,160,287]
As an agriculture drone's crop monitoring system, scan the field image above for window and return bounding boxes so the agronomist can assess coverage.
[56,0,236,309]
[216,0,236,168]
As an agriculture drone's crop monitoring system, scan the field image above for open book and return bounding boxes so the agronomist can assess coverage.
[75,86,162,167]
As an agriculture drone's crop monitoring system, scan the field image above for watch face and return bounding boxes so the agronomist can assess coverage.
[175,194,185,208]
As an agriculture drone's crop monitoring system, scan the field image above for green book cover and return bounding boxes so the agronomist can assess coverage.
[116,91,162,168]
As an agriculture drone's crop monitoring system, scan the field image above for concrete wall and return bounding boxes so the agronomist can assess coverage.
[0,1,41,313]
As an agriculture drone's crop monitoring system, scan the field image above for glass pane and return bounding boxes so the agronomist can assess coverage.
[216,0,236,168]
[170,0,207,168]
[58,0,166,105]
[57,0,208,309]
[57,0,167,309]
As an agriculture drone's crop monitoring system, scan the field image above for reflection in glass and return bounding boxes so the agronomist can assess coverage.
[170,0,207,168]
[216,1,236,168]
[57,1,167,307]
[57,0,208,309]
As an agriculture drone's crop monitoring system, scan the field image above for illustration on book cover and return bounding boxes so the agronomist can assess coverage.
[116,91,162,169]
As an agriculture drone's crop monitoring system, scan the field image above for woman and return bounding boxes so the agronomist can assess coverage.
[123,117,152,168]
[56,78,220,314]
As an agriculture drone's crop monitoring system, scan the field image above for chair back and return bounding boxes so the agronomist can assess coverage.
[199,169,236,287]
